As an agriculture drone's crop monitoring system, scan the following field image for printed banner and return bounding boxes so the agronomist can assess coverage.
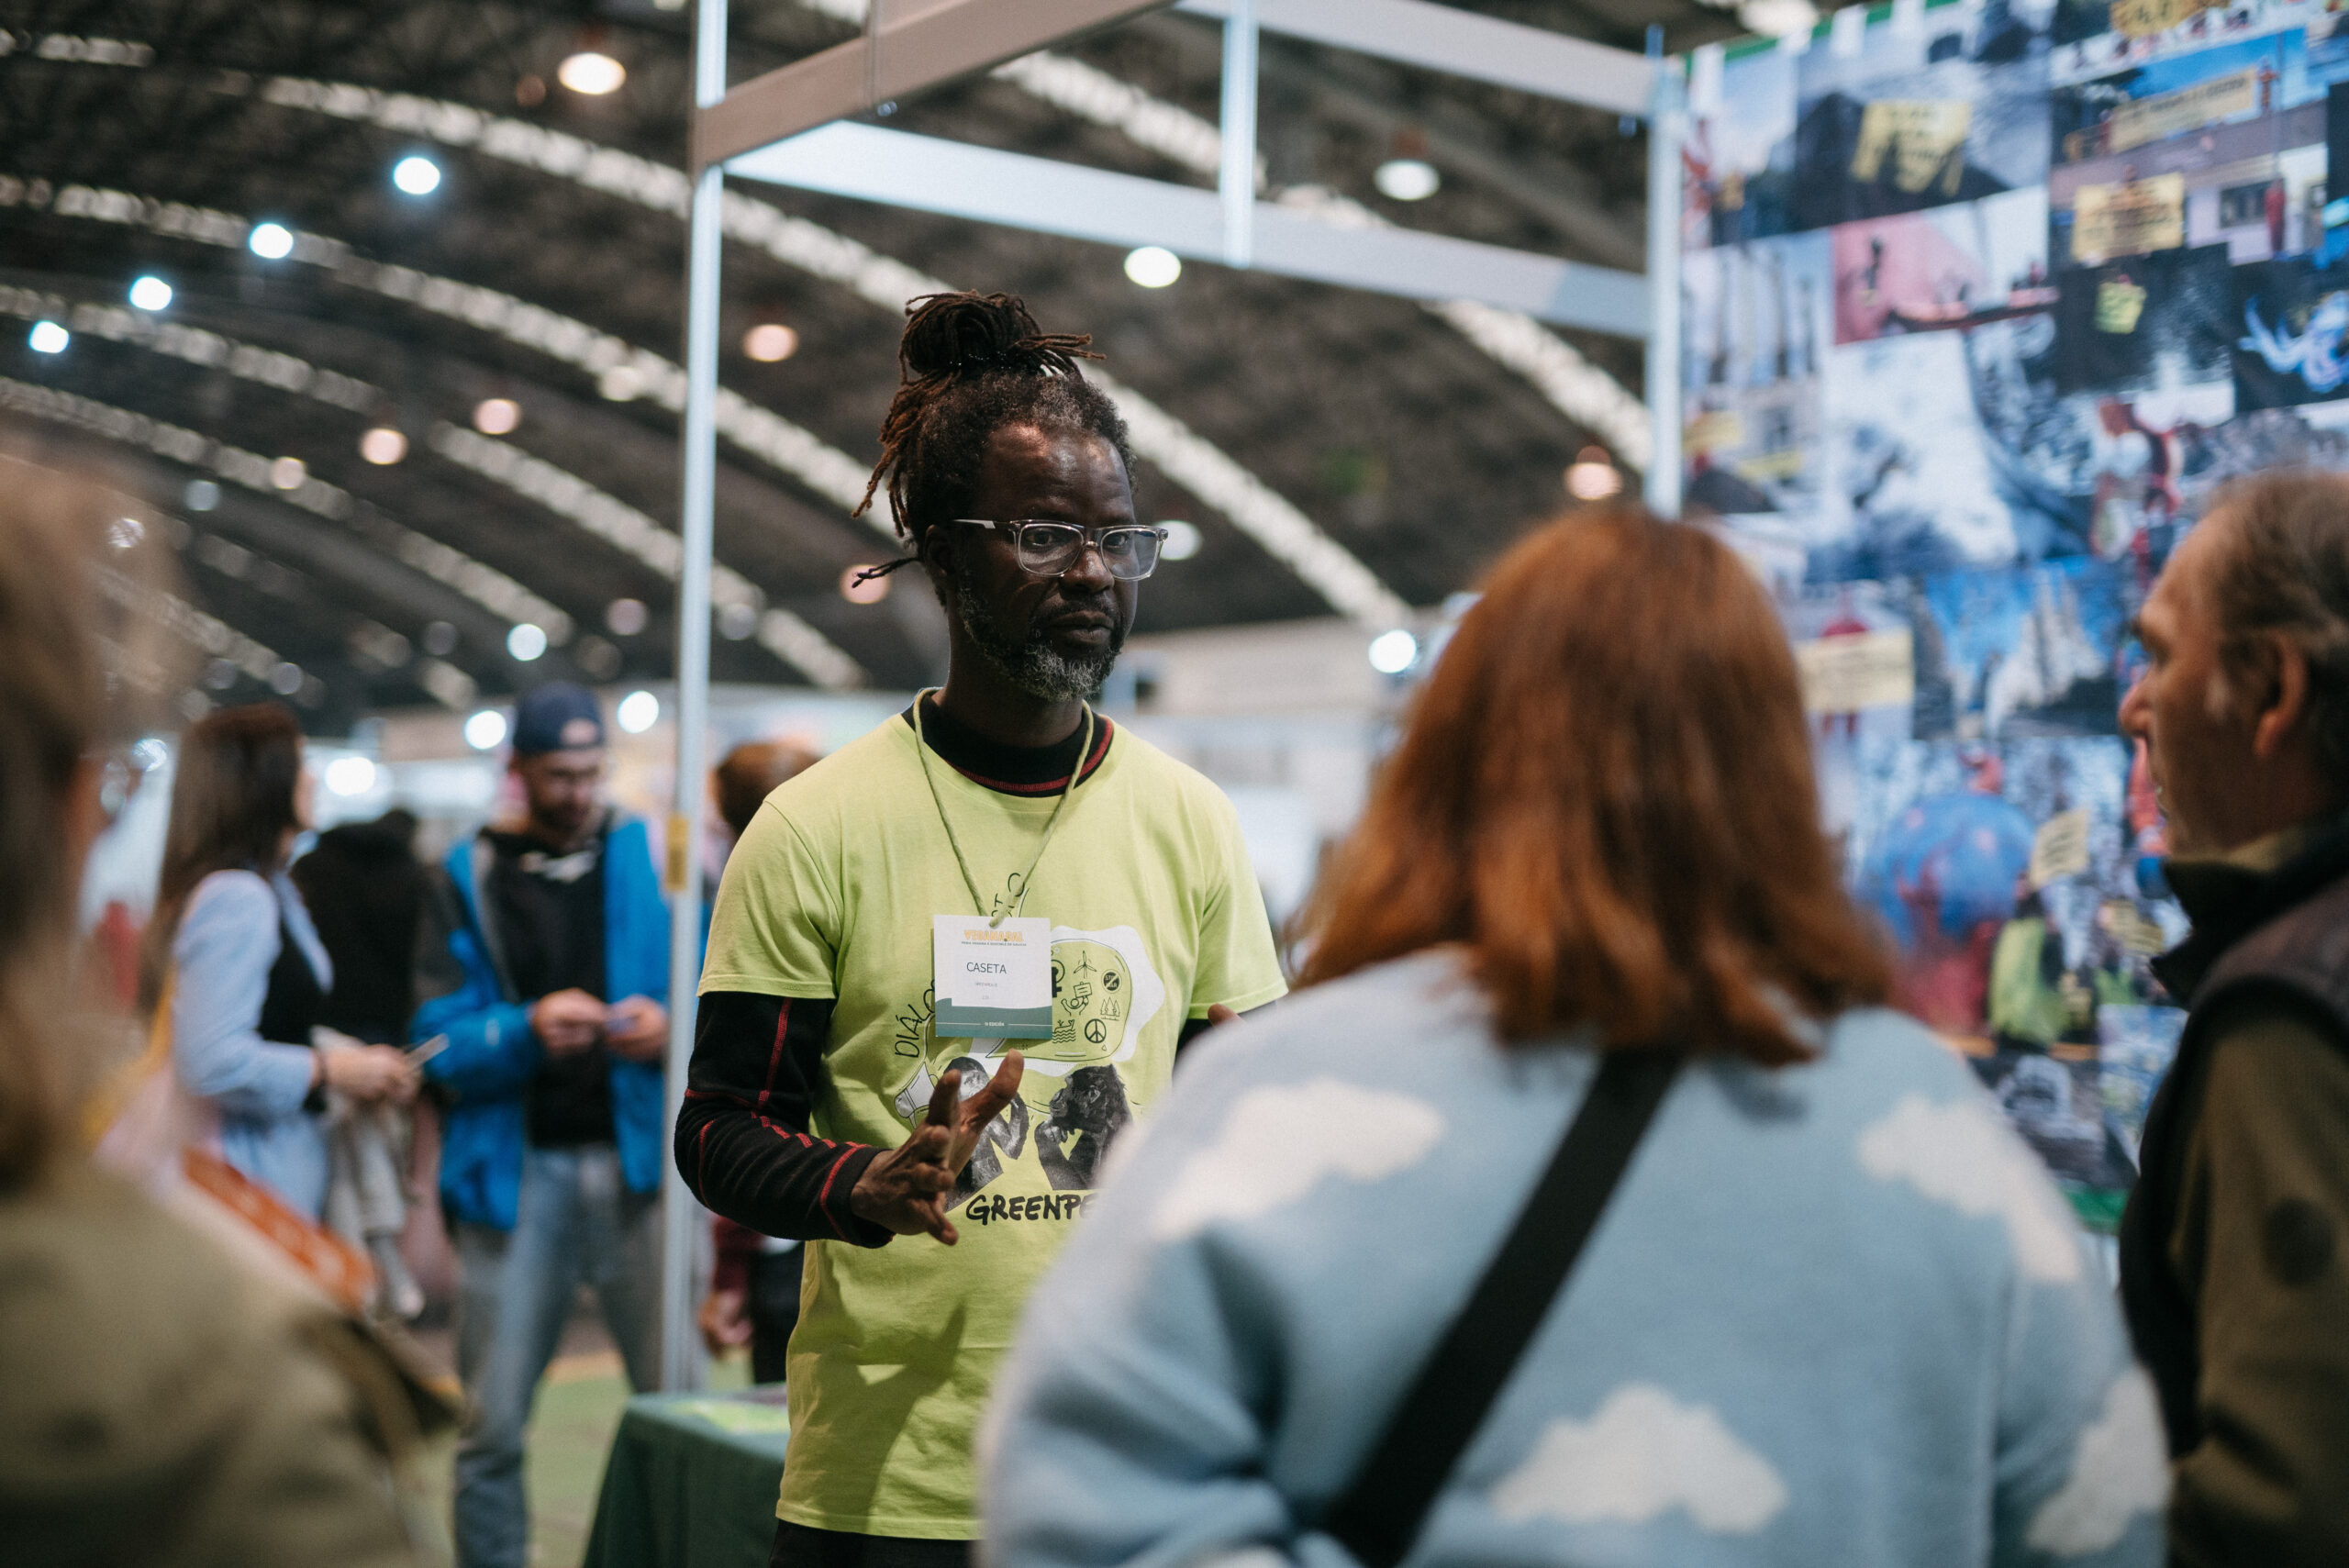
[1797,628,1916,713]
[2072,174,2188,262]
[1851,101,1974,197]
[2104,66,2262,153]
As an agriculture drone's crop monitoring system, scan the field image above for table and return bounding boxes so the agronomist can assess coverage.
[583,1387,791,1568]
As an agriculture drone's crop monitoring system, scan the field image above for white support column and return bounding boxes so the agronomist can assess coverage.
[1642,61,1685,517]
[660,0,729,1395]
[1219,0,1258,270]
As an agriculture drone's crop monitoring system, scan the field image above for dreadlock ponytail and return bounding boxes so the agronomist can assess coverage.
[854,292,1130,579]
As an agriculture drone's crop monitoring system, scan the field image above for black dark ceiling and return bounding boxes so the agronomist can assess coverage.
[0,0,1744,728]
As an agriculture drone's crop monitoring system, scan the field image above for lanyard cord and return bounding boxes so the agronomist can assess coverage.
[911,691,1096,929]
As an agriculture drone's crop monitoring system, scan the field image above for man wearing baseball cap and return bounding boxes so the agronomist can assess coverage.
[414,682,674,1568]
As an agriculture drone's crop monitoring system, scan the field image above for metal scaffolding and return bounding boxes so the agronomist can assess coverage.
[658,0,1684,1385]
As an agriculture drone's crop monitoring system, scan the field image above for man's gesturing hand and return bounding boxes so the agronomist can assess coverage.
[848,1051,1025,1245]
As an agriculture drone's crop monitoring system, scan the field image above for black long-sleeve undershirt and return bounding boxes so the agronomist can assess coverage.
[676,990,894,1246]
[680,992,1233,1248]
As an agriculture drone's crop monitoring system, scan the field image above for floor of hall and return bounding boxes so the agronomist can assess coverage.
[410,1296,756,1566]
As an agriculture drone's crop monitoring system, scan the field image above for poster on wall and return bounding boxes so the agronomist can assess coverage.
[1831,187,2056,341]
[1809,316,2091,581]
[1686,44,1801,247]
[1789,0,2055,231]
[2233,251,2349,406]
[1681,0,2242,1226]
[1682,232,1834,557]
[1913,555,2134,740]
[1845,732,2184,1226]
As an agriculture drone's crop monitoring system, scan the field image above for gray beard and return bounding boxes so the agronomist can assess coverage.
[952,559,1123,703]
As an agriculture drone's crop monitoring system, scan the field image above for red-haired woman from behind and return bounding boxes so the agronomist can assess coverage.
[982,508,2165,1568]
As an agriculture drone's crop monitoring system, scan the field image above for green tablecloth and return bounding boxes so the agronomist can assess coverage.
[583,1389,790,1568]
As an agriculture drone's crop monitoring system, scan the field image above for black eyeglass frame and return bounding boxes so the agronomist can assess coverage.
[945,517,1169,581]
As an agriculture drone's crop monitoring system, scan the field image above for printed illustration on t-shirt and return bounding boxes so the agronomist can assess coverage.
[1035,1065,1131,1189]
[1035,924,1163,1069]
[944,1053,1030,1204]
[886,922,1165,1206]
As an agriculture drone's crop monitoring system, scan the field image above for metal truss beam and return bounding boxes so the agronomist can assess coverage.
[694,0,1176,171]
[1177,0,1657,117]
[728,122,1650,338]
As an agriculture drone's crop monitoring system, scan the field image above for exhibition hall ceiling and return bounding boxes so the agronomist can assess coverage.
[0,0,1743,721]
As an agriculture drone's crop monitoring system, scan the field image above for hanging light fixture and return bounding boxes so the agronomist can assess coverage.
[743,322,800,362]
[1564,447,1623,501]
[559,28,627,95]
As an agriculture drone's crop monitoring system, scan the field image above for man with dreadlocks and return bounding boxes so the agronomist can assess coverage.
[681,292,1286,1565]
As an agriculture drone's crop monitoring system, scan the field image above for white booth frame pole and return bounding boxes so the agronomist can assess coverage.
[1643,60,1684,517]
[664,1,1689,1379]
[659,0,729,1394]
[1219,0,1258,270]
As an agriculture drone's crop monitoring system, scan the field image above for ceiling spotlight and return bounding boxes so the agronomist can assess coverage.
[1738,0,1820,36]
[247,221,295,260]
[743,323,800,362]
[392,154,442,195]
[1157,519,1202,562]
[515,73,547,107]
[184,479,220,512]
[128,274,173,311]
[1565,447,1623,501]
[616,689,661,734]
[324,755,378,796]
[606,597,649,637]
[464,708,508,751]
[841,564,892,605]
[473,397,521,435]
[1124,246,1182,289]
[268,662,305,696]
[360,427,408,465]
[558,50,627,95]
[1368,628,1419,675]
[507,622,549,662]
[269,456,307,490]
[28,320,69,354]
[717,602,759,640]
[1374,158,1442,202]
[597,364,643,401]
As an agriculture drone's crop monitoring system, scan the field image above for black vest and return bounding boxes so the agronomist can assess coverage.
[256,917,326,1049]
[2120,829,2349,1454]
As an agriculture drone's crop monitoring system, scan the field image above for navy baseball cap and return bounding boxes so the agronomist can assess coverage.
[511,683,605,755]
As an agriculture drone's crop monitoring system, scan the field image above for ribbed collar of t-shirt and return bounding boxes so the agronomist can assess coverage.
[899,694,1115,797]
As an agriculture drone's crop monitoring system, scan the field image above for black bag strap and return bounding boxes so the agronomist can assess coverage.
[1321,1047,1685,1568]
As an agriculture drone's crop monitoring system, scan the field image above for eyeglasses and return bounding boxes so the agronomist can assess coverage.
[948,518,1167,581]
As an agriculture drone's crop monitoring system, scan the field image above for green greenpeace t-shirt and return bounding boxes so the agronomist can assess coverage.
[700,715,1287,1538]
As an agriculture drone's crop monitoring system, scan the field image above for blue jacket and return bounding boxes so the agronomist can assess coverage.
[414,817,671,1229]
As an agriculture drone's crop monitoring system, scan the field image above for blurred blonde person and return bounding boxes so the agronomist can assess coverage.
[0,459,431,1563]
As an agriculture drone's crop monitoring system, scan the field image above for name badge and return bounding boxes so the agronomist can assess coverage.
[932,916,1053,1039]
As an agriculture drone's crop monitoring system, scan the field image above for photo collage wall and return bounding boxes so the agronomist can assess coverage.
[1673,0,2349,1224]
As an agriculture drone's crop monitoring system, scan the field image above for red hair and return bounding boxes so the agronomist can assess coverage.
[1301,508,1890,1063]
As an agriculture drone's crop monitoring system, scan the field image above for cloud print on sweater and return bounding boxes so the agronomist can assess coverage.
[1151,1078,1444,1240]
[1856,1094,2083,1282]
[2026,1370,2169,1556]
[1490,1383,1789,1535]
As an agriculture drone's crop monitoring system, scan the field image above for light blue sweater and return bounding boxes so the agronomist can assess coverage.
[983,951,2165,1568]
[171,868,332,1218]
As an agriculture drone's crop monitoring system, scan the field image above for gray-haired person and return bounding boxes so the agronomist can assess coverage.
[2120,470,2349,1563]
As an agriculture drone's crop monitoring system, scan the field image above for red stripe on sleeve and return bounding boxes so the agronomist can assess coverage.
[756,997,791,1114]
